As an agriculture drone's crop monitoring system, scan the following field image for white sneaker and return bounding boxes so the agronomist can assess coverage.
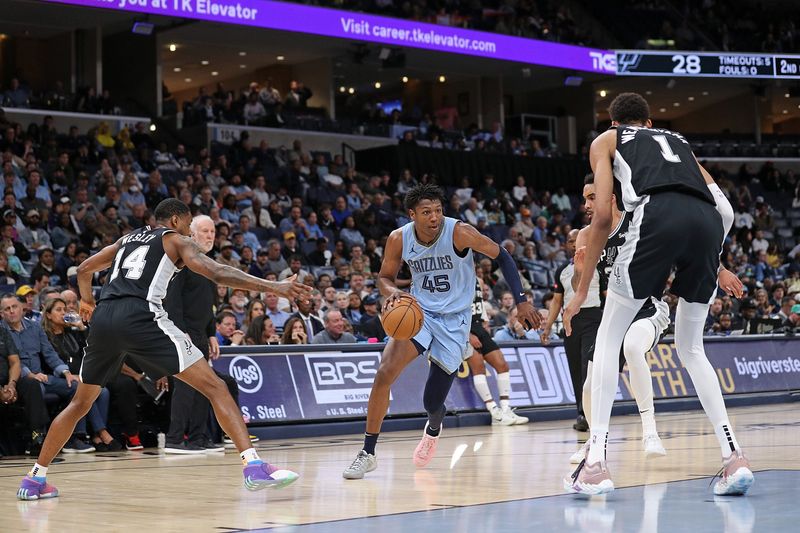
[569,440,589,464]
[342,450,378,480]
[490,406,515,426]
[713,450,754,496]
[643,434,666,458]
[503,407,529,425]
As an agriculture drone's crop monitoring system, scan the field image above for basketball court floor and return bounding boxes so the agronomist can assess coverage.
[1,403,797,532]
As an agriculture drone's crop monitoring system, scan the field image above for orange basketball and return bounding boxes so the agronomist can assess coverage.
[380,295,424,340]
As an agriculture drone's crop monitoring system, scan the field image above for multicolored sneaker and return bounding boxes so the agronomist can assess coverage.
[243,462,299,491]
[412,423,440,468]
[563,455,615,495]
[713,450,754,496]
[124,434,144,451]
[17,476,59,501]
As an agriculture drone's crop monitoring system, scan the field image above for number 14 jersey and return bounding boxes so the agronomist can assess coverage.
[99,226,180,308]
[401,217,475,314]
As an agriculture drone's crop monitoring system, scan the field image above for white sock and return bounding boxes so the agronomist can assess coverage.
[624,319,657,436]
[582,362,593,427]
[29,463,47,479]
[496,372,511,410]
[587,290,645,465]
[675,298,740,457]
[240,447,261,465]
[472,374,496,411]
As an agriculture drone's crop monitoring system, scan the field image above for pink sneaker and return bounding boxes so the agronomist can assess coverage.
[412,423,440,468]
[713,450,754,495]
[564,454,615,495]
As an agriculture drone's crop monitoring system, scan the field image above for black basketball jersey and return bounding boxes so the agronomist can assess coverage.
[598,212,655,313]
[471,279,488,326]
[614,126,714,209]
[99,226,179,307]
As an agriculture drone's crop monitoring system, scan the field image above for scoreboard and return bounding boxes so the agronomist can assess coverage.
[615,50,800,79]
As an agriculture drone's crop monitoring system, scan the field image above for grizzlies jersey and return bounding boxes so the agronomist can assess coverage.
[471,279,488,326]
[614,126,715,211]
[401,217,475,314]
[99,226,179,308]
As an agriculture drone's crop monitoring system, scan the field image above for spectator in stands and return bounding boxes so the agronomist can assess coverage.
[538,231,566,262]
[279,254,311,284]
[217,241,241,269]
[356,294,385,340]
[243,92,267,125]
[290,297,324,340]
[0,325,49,455]
[552,187,572,213]
[19,210,53,251]
[242,298,265,332]
[493,307,541,342]
[339,216,365,249]
[711,312,735,336]
[30,248,57,282]
[16,284,42,322]
[280,206,309,241]
[263,292,291,333]
[285,80,312,109]
[245,315,281,345]
[264,239,288,274]
[0,251,17,285]
[215,310,245,347]
[280,316,308,344]
[227,288,249,325]
[312,309,356,344]
[238,214,260,252]
[1,293,94,452]
[40,297,124,451]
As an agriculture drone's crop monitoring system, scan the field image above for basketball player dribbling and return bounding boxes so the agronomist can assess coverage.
[17,199,311,500]
[563,93,753,496]
[343,184,540,479]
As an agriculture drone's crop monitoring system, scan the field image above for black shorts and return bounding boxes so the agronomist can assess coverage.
[610,191,723,304]
[469,322,500,356]
[80,297,204,386]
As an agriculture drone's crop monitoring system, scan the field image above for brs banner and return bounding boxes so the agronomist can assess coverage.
[214,337,800,424]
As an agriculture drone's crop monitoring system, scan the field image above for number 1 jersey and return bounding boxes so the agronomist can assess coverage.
[613,125,715,211]
[99,226,180,308]
[401,217,475,314]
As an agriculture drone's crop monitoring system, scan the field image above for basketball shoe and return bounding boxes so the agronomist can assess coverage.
[490,406,515,426]
[643,434,666,458]
[17,476,59,501]
[343,450,378,479]
[243,462,299,491]
[503,406,529,425]
[412,423,440,468]
[564,448,614,495]
[712,450,754,496]
[569,441,589,464]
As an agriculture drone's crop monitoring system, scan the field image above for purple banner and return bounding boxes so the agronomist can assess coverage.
[43,0,615,74]
[214,337,800,424]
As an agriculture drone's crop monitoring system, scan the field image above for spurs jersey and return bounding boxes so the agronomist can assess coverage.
[471,279,488,326]
[599,212,656,315]
[401,217,475,314]
[614,126,715,211]
[99,226,179,308]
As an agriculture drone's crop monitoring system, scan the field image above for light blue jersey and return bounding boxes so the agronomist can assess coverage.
[400,217,476,373]
[401,217,475,314]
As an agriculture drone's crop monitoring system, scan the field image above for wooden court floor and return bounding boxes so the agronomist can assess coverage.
[1,403,797,532]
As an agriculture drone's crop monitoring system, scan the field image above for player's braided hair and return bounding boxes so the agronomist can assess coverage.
[608,92,650,125]
[404,183,445,211]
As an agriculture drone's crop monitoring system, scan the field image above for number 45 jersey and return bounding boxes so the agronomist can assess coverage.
[401,217,475,314]
[99,226,180,308]
[613,125,716,210]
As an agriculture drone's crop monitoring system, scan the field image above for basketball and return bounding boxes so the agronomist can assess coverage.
[380,295,424,340]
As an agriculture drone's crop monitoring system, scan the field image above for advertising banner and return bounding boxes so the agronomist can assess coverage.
[44,0,615,74]
[214,337,800,423]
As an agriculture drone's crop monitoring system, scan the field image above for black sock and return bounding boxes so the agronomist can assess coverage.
[426,425,441,437]
[363,432,379,455]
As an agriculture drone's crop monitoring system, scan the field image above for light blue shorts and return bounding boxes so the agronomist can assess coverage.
[412,307,472,374]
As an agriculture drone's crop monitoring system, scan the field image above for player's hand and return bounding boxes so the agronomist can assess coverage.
[156,377,169,392]
[562,291,586,337]
[469,333,482,349]
[718,268,744,299]
[208,336,220,360]
[30,373,49,384]
[65,373,80,388]
[79,299,96,323]
[540,324,552,345]
[270,274,312,301]
[382,290,411,314]
[574,246,586,270]
[516,301,542,330]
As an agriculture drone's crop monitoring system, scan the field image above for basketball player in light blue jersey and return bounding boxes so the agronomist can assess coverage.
[344,184,541,479]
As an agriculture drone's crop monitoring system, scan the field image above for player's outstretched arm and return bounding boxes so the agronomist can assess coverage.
[377,229,408,312]
[453,222,541,329]
[171,234,311,301]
